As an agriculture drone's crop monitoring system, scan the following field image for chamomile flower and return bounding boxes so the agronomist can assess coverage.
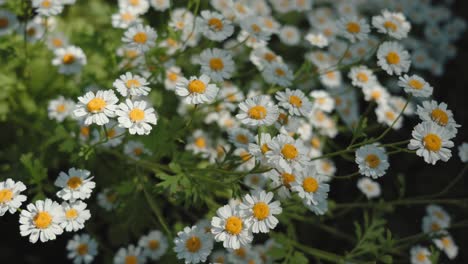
[236,95,279,126]
[310,90,335,113]
[239,191,282,233]
[97,189,117,211]
[60,201,91,232]
[0,10,18,36]
[116,99,158,135]
[290,165,330,206]
[114,244,145,264]
[250,47,283,70]
[319,70,342,88]
[348,65,377,88]
[199,48,235,82]
[305,32,329,48]
[433,235,458,260]
[124,140,151,159]
[198,10,234,41]
[122,24,157,52]
[19,199,64,243]
[112,7,141,29]
[262,62,293,87]
[55,168,96,202]
[66,234,98,264]
[375,104,403,129]
[118,0,149,14]
[398,74,433,98]
[355,144,389,178]
[113,72,150,97]
[372,10,411,40]
[138,230,168,261]
[426,205,450,226]
[0,179,27,216]
[164,66,182,91]
[48,96,75,122]
[422,215,448,234]
[174,225,214,264]
[175,74,219,104]
[363,84,390,104]
[186,129,211,156]
[279,25,301,46]
[276,89,313,117]
[46,33,69,50]
[244,174,267,190]
[150,0,170,11]
[240,16,272,42]
[416,100,460,138]
[32,0,64,17]
[357,178,381,199]
[377,41,411,75]
[458,143,468,162]
[248,133,272,163]
[91,121,125,148]
[211,204,253,250]
[73,90,118,126]
[52,46,87,75]
[265,168,296,199]
[315,159,336,180]
[337,16,370,43]
[408,121,454,165]
[410,245,431,264]
[210,250,228,264]
[228,128,255,149]
[305,195,329,215]
[266,134,310,171]
[22,20,45,43]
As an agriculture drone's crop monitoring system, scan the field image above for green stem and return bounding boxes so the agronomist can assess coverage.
[143,187,173,241]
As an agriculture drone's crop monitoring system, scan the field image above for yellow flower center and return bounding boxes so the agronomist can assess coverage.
[385,111,395,120]
[185,236,202,252]
[86,98,106,112]
[236,134,249,144]
[133,32,148,44]
[56,104,66,113]
[251,24,261,33]
[33,211,53,229]
[240,151,252,162]
[431,222,440,231]
[408,79,424,90]
[303,177,318,193]
[264,52,276,62]
[281,144,298,160]
[129,0,140,6]
[235,247,246,258]
[208,18,223,31]
[417,252,426,261]
[121,12,134,22]
[133,148,143,156]
[209,58,224,71]
[76,244,88,256]
[67,176,83,189]
[275,68,285,76]
[386,52,400,65]
[423,133,442,151]
[42,0,52,8]
[62,54,75,65]
[52,38,63,47]
[248,105,267,120]
[167,72,178,81]
[125,255,138,264]
[441,237,451,247]
[188,80,206,94]
[346,22,361,33]
[225,216,243,235]
[261,143,270,154]
[0,18,9,29]
[434,211,445,220]
[250,175,260,185]
[0,189,13,203]
[125,50,139,59]
[356,72,369,82]
[215,256,225,263]
[384,21,397,31]
[311,137,321,149]
[129,108,145,122]
[282,173,295,188]
[80,126,90,137]
[289,95,302,107]
[65,208,78,219]
[365,154,380,168]
[126,79,140,88]
[278,113,288,125]
[431,109,449,126]
[194,137,206,148]
[107,128,116,139]
[252,202,270,220]
[148,240,160,250]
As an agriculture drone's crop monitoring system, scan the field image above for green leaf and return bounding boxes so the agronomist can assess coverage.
[20,153,47,184]
[289,252,308,264]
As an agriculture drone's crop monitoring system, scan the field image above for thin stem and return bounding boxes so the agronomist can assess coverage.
[143,187,173,241]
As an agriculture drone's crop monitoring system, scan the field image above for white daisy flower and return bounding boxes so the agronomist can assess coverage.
[319,70,342,88]
[0,179,27,216]
[279,25,301,46]
[363,84,390,104]
[314,159,336,181]
[375,104,403,130]
[52,45,87,75]
[372,10,411,40]
[32,0,64,17]
[398,74,433,98]
[116,99,158,135]
[377,41,411,76]
[290,165,330,206]
[174,225,214,263]
[0,10,18,36]
[198,10,234,41]
[150,0,170,11]
[122,24,157,52]
[210,250,228,264]
[211,204,253,250]
[262,62,293,87]
[304,195,329,215]
[48,96,75,122]
[55,168,96,202]
[250,47,283,70]
[248,133,272,163]
[60,201,91,232]
[408,121,455,165]
[118,0,149,14]
[164,66,182,91]
[310,90,335,113]
[266,134,310,171]
[124,140,151,159]
[73,90,118,126]
[228,128,255,149]
[337,16,370,43]
[433,235,458,260]
[357,178,381,199]
[240,15,272,42]
[243,173,267,190]
[19,199,64,243]
[175,74,219,104]
[113,72,150,97]
[91,121,125,148]
[410,245,431,264]
[239,191,282,233]
[66,234,98,264]
[305,32,328,48]
[111,7,141,29]
[22,20,45,43]
[276,89,313,117]
[355,144,389,178]
[348,65,377,88]
[97,188,117,211]
[426,205,450,226]
[186,129,211,157]
[46,32,69,50]
[114,244,145,264]
[139,230,168,261]
[416,100,460,138]
[458,142,468,162]
[236,95,279,126]
[199,48,235,82]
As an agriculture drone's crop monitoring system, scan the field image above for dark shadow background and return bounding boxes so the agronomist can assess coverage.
[1,1,468,263]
